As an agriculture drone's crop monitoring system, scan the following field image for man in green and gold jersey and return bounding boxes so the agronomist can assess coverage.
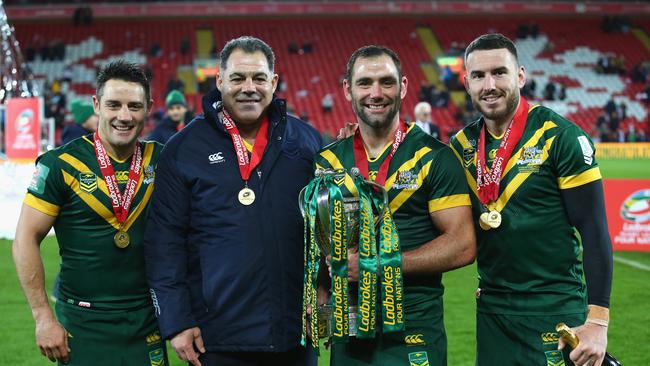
[316,45,476,365]
[449,33,612,366]
[13,60,167,366]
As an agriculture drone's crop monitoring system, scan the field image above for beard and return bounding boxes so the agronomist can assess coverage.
[352,94,402,130]
[475,89,519,123]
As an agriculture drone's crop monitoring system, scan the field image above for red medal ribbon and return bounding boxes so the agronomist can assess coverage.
[353,121,407,185]
[93,132,142,225]
[221,110,269,182]
[476,97,529,204]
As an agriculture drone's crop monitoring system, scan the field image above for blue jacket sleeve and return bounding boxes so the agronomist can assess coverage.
[144,142,197,339]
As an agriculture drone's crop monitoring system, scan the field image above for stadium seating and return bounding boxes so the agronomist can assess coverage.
[12,16,650,139]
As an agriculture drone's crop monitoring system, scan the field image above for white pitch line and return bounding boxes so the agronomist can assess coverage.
[614,256,650,272]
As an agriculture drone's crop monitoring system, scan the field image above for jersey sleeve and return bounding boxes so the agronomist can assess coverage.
[553,125,602,190]
[426,146,471,213]
[24,152,66,217]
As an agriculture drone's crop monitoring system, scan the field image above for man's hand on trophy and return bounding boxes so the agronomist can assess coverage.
[347,247,359,282]
[337,122,358,139]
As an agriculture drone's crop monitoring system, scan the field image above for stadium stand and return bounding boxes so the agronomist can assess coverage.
[10,13,650,143]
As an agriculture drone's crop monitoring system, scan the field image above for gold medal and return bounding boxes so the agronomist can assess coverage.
[114,230,130,248]
[479,212,491,230]
[238,187,255,205]
[486,210,502,229]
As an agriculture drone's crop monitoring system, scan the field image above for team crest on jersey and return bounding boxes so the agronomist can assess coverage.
[462,147,475,167]
[148,348,165,366]
[393,169,419,190]
[517,146,543,173]
[79,173,97,193]
[408,351,429,366]
[143,165,155,184]
[544,350,566,366]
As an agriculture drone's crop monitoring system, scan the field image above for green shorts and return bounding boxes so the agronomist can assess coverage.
[476,312,586,366]
[331,316,446,366]
[55,300,168,366]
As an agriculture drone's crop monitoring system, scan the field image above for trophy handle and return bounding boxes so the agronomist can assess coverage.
[298,186,307,217]
[364,179,389,231]
[316,183,331,237]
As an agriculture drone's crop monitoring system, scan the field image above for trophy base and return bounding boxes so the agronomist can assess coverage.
[317,304,358,338]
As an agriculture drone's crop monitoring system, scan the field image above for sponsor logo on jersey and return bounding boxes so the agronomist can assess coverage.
[146,331,162,345]
[540,332,559,344]
[544,350,566,366]
[577,136,594,165]
[79,173,97,193]
[404,333,426,346]
[408,351,429,366]
[78,301,91,308]
[462,147,475,167]
[28,162,50,194]
[208,152,225,164]
[143,165,155,184]
[621,189,650,223]
[393,169,419,190]
[517,146,543,173]
[148,348,165,366]
[115,170,129,184]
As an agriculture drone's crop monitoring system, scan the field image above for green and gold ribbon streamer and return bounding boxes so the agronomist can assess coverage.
[378,206,404,333]
[327,175,350,343]
[354,174,378,338]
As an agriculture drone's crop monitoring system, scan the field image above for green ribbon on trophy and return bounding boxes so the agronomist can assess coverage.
[354,173,378,338]
[299,168,404,350]
[300,176,322,350]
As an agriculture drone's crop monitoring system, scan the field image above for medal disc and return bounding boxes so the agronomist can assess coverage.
[114,230,130,248]
[479,212,491,230]
[487,210,502,229]
[238,187,256,205]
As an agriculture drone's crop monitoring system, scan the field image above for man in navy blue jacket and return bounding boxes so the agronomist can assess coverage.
[144,36,321,366]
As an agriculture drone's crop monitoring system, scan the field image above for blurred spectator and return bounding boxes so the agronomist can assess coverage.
[180,37,190,55]
[321,93,333,113]
[638,129,647,142]
[288,41,298,54]
[166,75,184,94]
[61,100,98,145]
[148,90,188,144]
[544,81,556,100]
[62,64,74,83]
[413,101,440,139]
[617,102,627,121]
[631,62,648,83]
[522,78,537,99]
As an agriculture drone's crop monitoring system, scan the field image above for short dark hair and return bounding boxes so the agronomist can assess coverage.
[464,33,519,65]
[96,60,151,102]
[345,45,402,83]
[220,36,275,72]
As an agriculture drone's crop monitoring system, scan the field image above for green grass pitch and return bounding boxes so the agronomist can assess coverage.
[2,157,649,365]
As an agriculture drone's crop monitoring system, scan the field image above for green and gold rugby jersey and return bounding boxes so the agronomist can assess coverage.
[315,124,471,321]
[25,135,162,310]
[449,105,601,315]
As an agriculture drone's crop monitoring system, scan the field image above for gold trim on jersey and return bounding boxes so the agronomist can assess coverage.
[62,170,118,227]
[317,150,358,195]
[452,121,559,211]
[24,193,60,217]
[59,153,111,197]
[428,193,471,213]
[59,143,156,231]
[558,167,602,189]
[385,147,432,213]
